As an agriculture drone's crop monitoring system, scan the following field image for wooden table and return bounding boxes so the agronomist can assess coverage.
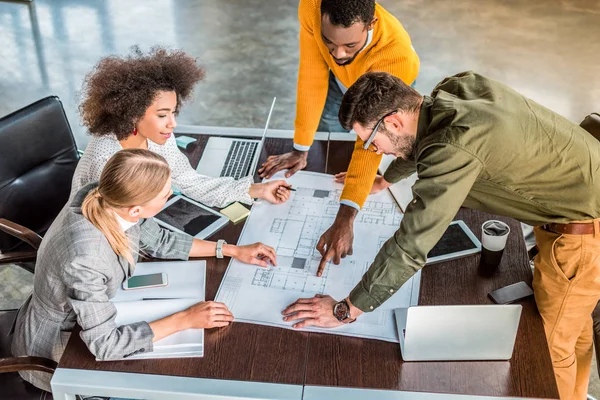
[51,129,559,400]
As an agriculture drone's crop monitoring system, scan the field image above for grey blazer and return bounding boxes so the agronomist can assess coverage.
[11,184,193,391]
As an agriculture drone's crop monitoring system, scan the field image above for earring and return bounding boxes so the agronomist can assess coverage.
[133,128,138,136]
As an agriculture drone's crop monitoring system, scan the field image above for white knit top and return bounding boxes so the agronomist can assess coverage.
[71,135,253,208]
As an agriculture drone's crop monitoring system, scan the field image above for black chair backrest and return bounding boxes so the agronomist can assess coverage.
[0,96,79,251]
[581,112,600,141]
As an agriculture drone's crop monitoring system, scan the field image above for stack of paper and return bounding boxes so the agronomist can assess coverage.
[107,260,206,360]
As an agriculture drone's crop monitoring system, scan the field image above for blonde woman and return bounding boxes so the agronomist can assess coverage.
[12,149,277,392]
[73,46,291,206]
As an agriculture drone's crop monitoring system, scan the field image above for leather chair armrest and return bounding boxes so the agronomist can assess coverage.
[0,356,57,374]
[0,218,42,250]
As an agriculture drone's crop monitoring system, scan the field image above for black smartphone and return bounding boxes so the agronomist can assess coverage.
[488,281,534,304]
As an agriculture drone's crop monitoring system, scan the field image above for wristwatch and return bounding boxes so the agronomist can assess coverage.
[216,239,227,259]
[333,299,356,323]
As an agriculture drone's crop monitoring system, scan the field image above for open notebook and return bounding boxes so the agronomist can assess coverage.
[104,260,206,360]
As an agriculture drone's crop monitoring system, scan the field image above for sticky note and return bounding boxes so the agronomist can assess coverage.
[175,135,197,149]
[220,202,251,224]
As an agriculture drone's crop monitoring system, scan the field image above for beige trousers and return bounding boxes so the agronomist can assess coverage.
[533,225,600,400]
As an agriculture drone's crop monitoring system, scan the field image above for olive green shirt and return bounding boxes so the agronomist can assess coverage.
[349,71,600,312]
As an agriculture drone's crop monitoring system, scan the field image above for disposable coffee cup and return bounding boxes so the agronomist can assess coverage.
[480,220,510,268]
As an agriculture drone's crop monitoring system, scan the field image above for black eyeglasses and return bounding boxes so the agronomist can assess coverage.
[362,110,398,151]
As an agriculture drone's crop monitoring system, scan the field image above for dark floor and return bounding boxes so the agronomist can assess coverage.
[0,0,599,149]
[1,0,600,396]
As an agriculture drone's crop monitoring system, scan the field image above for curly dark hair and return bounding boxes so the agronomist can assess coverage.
[79,46,205,140]
[320,0,375,27]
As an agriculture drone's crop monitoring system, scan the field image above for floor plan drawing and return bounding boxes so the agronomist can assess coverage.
[215,171,420,343]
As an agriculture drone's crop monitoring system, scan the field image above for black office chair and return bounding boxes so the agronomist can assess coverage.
[0,96,80,400]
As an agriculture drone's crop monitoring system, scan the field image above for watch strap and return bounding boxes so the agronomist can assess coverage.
[216,239,227,258]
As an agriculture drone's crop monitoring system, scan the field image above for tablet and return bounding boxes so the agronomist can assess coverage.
[426,220,481,264]
[154,196,229,239]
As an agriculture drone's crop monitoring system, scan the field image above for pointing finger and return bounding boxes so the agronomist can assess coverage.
[317,251,332,277]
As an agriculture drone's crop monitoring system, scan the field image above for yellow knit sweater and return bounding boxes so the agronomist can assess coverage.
[295,0,420,208]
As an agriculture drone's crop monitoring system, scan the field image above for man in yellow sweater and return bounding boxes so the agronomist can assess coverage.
[258,0,419,270]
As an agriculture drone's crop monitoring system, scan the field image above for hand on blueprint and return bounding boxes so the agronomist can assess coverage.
[250,180,292,204]
[258,150,308,179]
[185,301,234,329]
[316,219,354,276]
[231,242,277,267]
[334,172,392,194]
[282,294,343,328]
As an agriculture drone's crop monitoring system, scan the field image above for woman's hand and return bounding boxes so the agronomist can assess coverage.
[249,180,292,204]
[334,173,391,194]
[185,301,234,329]
[150,301,233,341]
[224,242,277,267]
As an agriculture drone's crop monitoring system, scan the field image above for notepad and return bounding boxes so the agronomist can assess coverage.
[107,261,206,361]
[220,201,251,223]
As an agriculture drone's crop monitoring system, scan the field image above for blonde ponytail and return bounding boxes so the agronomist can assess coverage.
[81,149,171,265]
[82,187,134,264]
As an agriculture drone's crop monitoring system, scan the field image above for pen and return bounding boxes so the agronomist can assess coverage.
[279,185,296,191]
[142,298,177,301]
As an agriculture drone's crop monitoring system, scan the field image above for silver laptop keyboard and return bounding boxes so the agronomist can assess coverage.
[220,140,258,180]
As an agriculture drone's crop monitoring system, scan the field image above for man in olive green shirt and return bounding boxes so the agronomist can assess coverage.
[283,71,600,400]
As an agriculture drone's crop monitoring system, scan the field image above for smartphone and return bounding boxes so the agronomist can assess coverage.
[122,273,168,290]
[488,281,534,304]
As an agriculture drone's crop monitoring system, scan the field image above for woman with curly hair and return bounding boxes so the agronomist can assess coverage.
[74,46,290,207]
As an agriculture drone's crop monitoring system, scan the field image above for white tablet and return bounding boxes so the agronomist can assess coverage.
[426,220,481,264]
[154,195,229,239]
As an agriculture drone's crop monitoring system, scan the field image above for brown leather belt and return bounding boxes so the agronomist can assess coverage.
[542,222,595,235]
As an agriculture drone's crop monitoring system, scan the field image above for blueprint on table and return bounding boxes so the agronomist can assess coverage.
[215,171,420,342]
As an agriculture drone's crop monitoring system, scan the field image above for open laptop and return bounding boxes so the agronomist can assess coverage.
[394,305,522,361]
[196,97,276,180]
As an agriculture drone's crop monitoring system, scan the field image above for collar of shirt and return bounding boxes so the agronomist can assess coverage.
[113,211,137,232]
[415,96,433,145]
[361,29,374,55]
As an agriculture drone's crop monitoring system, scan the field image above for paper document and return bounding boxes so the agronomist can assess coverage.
[215,171,420,343]
[378,154,418,212]
[114,298,202,348]
[107,260,206,360]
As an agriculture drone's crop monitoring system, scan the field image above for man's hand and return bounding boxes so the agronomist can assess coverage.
[258,150,308,179]
[334,172,392,194]
[282,294,342,329]
[315,205,358,277]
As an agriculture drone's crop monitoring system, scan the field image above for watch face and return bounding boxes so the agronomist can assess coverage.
[334,301,349,321]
